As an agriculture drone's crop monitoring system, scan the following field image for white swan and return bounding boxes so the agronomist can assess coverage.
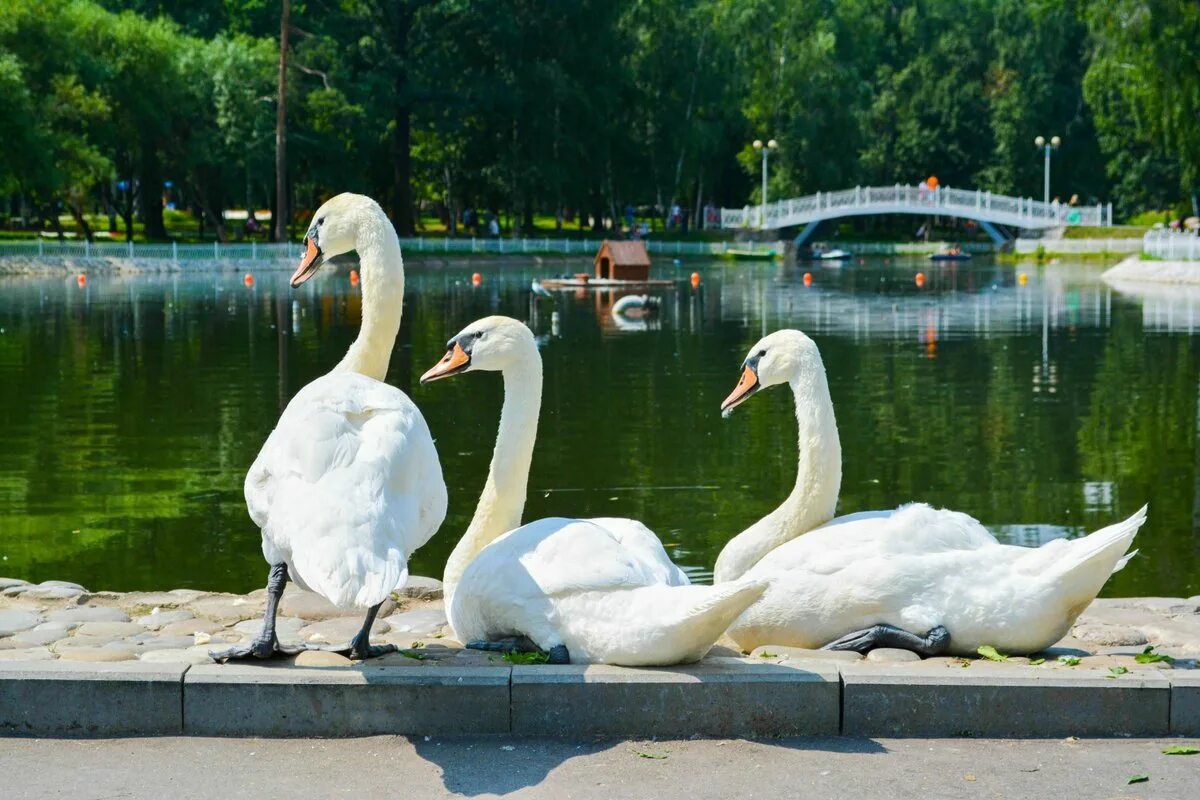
[715,329,1146,656]
[419,316,767,665]
[213,193,447,661]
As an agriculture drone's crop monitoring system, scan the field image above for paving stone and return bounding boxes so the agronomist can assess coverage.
[380,608,446,637]
[232,616,305,638]
[0,661,186,735]
[38,581,87,592]
[1071,622,1149,646]
[512,658,840,737]
[74,621,146,639]
[1098,597,1200,616]
[0,578,30,591]
[128,635,198,652]
[866,648,922,663]
[135,609,195,629]
[293,651,353,667]
[166,589,207,603]
[1140,618,1200,653]
[188,596,264,624]
[0,610,41,636]
[22,586,85,600]
[118,591,197,609]
[278,590,348,621]
[0,647,54,661]
[1170,671,1200,735]
[749,645,864,663]
[157,618,227,637]
[11,625,70,647]
[46,606,129,625]
[298,616,390,644]
[138,648,214,665]
[397,576,443,601]
[54,645,136,663]
[185,662,511,736]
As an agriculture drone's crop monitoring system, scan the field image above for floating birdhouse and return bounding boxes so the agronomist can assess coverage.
[594,240,651,282]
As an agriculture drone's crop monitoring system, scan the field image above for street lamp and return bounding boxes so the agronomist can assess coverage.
[753,138,777,228]
[1034,135,1061,205]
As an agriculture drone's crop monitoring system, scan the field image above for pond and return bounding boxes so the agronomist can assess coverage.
[1,255,1197,597]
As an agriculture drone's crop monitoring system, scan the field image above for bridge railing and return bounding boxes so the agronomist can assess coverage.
[1143,229,1200,261]
[722,184,1111,230]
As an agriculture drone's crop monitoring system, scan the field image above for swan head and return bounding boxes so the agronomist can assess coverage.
[420,316,536,383]
[290,193,382,287]
[721,329,818,417]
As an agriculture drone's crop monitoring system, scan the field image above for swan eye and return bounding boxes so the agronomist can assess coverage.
[317,217,325,227]
[476,331,485,340]
[757,349,767,358]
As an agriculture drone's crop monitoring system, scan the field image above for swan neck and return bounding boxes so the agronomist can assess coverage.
[443,355,542,599]
[714,370,841,582]
[334,220,404,381]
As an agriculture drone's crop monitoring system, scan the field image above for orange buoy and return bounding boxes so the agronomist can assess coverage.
[1018,272,1028,286]
[914,272,926,288]
[349,269,360,286]
[803,272,813,286]
[76,274,86,287]
[243,273,254,287]
[471,272,482,286]
[690,272,701,287]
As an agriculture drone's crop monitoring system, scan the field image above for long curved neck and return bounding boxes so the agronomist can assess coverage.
[714,370,842,582]
[334,216,404,381]
[443,355,543,600]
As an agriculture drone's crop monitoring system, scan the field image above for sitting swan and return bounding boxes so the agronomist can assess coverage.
[213,193,447,661]
[419,316,767,665]
[715,329,1146,656]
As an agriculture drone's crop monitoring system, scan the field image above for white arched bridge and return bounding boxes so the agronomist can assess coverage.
[719,184,1113,245]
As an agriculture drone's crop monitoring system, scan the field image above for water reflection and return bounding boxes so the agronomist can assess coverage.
[0,256,1196,597]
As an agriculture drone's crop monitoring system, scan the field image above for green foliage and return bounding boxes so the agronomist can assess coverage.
[0,0,1196,241]
[1134,646,1173,664]
[1107,665,1129,678]
[977,645,1008,662]
[1128,775,1149,785]
[1057,655,1082,667]
[502,651,550,665]
[1162,746,1199,755]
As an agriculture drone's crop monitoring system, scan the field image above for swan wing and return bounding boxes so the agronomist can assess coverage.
[752,503,997,577]
[246,372,447,608]
[586,517,690,586]
[464,517,683,599]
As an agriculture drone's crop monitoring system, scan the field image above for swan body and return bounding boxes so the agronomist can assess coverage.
[421,316,766,665]
[249,371,446,608]
[716,329,1145,656]
[217,193,446,662]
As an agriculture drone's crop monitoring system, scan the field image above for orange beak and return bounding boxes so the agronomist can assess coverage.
[290,237,322,287]
[420,342,472,384]
[720,366,760,415]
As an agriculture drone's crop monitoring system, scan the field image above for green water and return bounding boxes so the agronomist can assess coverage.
[1,257,1197,596]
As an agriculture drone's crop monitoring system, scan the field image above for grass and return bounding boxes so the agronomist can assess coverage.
[501,651,550,665]
[1062,225,1149,239]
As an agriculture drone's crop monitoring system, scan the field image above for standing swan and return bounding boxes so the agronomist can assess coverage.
[715,329,1146,656]
[419,316,767,665]
[213,194,447,661]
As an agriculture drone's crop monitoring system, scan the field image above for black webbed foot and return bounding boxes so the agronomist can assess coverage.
[822,623,951,657]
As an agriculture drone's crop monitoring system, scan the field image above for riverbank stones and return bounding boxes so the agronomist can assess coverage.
[0,610,41,636]
[46,607,129,625]
[397,576,443,601]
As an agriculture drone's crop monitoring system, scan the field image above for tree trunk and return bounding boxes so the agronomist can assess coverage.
[68,198,94,242]
[140,145,167,240]
[274,0,290,242]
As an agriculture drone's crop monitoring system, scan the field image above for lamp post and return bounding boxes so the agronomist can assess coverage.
[753,138,777,229]
[1034,135,1061,205]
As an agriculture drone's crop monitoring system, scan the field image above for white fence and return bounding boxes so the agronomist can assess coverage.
[1143,230,1200,261]
[721,185,1112,231]
[1013,238,1143,255]
[0,236,743,262]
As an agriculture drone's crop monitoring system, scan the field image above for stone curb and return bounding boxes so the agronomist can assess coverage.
[0,659,1195,738]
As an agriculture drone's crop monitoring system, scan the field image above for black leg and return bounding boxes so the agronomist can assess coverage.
[546,645,570,664]
[465,636,540,653]
[822,624,951,657]
[345,602,397,661]
[211,563,290,661]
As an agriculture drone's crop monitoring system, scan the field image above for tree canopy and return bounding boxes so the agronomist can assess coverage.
[1,0,1196,240]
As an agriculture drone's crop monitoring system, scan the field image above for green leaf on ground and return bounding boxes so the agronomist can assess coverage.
[954,657,972,668]
[1107,666,1129,679]
[1135,646,1174,664]
[631,748,669,759]
[400,650,425,660]
[1127,775,1149,784]
[977,645,1008,662]
[1162,746,1200,755]
[502,651,550,665]
[759,652,777,658]
[1029,658,1046,666]
[1057,655,1082,667]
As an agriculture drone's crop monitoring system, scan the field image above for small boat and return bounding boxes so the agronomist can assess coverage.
[539,273,675,291]
[929,245,971,262]
[806,247,852,261]
[724,248,779,261]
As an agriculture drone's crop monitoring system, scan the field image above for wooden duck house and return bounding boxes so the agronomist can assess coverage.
[594,240,651,281]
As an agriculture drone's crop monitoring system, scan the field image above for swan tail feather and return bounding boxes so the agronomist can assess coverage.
[563,578,768,666]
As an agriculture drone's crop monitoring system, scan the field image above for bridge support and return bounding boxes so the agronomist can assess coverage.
[977,219,1012,247]
[793,220,822,249]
